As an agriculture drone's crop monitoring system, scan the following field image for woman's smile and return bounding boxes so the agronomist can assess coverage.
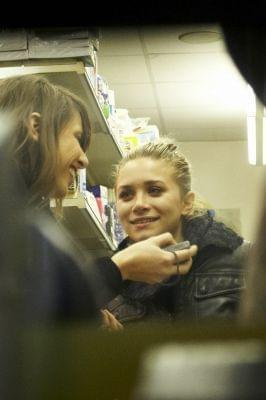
[130,216,160,229]
[68,167,75,182]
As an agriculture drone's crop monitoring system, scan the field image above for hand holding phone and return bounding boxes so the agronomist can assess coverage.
[163,240,191,252]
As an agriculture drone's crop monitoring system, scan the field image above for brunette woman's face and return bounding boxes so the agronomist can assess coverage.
[54,111,88,198]
[116,157,193,242]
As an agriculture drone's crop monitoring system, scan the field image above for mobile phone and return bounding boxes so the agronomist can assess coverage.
[164,240,190,252]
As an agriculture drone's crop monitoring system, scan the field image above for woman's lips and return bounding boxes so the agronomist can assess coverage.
[131,217,159,228]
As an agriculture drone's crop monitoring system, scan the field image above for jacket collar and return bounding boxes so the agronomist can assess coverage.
[182,214,243,251]
[117,213,243,252]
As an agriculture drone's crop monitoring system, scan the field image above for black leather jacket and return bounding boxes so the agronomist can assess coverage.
[106,214,249,324]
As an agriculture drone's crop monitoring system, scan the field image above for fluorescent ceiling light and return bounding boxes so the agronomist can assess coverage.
[246,85,266,166]
[263,115,266,165]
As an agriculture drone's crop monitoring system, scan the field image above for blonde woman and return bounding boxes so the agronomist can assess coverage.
[105,139,249,326]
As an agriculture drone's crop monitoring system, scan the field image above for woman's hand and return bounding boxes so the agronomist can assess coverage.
[101,309,124,331]
[112,232,198,284]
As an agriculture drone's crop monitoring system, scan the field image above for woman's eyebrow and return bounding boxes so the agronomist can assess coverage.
[117,185,131,190]
[145,180,164,185]
[118,180,164,189]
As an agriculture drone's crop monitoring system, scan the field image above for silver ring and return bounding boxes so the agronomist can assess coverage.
[170,251,180,274]
[171,250,179,265]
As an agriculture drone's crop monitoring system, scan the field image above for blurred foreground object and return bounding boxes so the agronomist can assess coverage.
[239,173,266,323]
[222,24,266,322]
[222,24,265,107]
[0,112,28,399]
[134,340,266,400]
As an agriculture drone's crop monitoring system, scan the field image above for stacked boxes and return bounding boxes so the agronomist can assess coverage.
[0,28,99,67]
[0,29,28,61]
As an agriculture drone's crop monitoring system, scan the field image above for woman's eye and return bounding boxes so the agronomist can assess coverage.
[76,136,83,145]
[74,133,84,147]
[118,190,133,200]
[149,186,162,195]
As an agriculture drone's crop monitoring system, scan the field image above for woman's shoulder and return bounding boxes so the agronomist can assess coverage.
[190,239,250,284]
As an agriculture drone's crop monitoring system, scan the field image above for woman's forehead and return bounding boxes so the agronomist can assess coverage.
[117,157,176,185]
[121,157,173,172]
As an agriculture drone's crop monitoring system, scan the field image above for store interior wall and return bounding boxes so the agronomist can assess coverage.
[180,141,264,241]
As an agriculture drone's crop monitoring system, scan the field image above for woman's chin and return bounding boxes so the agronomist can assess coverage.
[131,231,158,242]
[52,185,68,199]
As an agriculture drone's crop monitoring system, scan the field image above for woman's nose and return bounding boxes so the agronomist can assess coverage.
[132,192,149,211]
[74,151,89,169]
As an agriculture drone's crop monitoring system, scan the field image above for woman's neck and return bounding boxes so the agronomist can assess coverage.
[173,221,184,243]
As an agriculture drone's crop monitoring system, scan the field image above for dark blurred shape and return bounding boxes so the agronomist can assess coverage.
[0,113,100,399]
[221,24,266,106]
[221,24,266,323]
[0,114,27,321]
[0,112,100,324]
[0,113,28,399]
[239,174,266,322]
[133,340,266,400]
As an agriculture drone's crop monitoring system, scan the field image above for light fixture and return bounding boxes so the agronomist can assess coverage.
[178,30,222,44]
[246,84,266,165]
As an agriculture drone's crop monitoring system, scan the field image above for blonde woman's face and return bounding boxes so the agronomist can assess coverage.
[116,157,191,242]
[53,111,88,198]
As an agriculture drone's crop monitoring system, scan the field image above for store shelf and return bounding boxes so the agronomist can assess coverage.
[60,194,116,257]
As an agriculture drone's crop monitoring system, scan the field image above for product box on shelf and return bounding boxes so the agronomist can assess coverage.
[96,74,111,118]
[89,185,108,200]
[108,89,115,116]
[121,134,140,153]
[89,185,109,229]
[83,190,103,224]
[105,204,116,245]
[107,188,126,245]
[78,168,87,194]
[135,125,160,145]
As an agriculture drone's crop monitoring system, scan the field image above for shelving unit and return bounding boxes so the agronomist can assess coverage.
[0,59,123,256]
[61,194,116,257]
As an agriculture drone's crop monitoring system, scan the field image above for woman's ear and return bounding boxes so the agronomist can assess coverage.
[28,112,41,141]
[181,191,195,215]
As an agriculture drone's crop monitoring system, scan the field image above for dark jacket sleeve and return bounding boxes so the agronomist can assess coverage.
[92,256,123,308]
[25,222,123,323]
[178,242,249,320]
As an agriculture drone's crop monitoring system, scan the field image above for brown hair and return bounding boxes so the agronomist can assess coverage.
[0,74,91,206]
[113,138,207,218]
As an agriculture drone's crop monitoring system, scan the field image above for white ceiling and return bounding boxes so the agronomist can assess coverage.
[97,24,249,142]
